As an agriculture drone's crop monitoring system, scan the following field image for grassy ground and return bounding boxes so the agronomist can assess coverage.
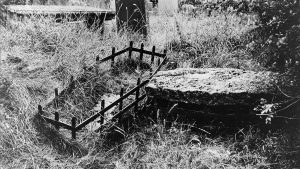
[0,10,299,169]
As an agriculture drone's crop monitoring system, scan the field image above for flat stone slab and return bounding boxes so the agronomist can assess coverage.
[1,5,115,28]
[2,5,115,14]
[146,68,279,106]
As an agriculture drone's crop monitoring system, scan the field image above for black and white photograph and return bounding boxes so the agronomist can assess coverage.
[0,0,299,168]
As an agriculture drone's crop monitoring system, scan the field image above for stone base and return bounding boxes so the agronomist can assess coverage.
[146,68,279,108]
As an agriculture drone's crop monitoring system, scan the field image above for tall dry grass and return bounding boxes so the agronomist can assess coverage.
[0,10,299,168]
[0,16,147,168]
[150,12,264,70]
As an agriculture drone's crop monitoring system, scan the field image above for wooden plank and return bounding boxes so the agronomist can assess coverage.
[76,79,150,130]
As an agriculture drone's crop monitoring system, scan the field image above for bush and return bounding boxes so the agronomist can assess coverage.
[251,0,300,72]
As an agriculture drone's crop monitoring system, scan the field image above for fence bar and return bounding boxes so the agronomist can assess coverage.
[71,117,77,139]
[151,46,155,65]
[54,88,58,97]
[100,100,105,124]
[98,48,129,64]
[131,48,165,58]
[119,88,124,111]
[135,78,141,112]
[96,55,100,64]
[39,44,168,135]
[111,47,115,67]
[139,43,144,61]
[114,48,129,56]
[76,79,150,130]
[41,116,73,130]
[128,41,133,59]
[96,56,100,75]
[54,112,59,130]
[54,88,58,108]
[149,57,168,79]
[38,105,43,114]
[113,94,147,120]
[162,50,167,64]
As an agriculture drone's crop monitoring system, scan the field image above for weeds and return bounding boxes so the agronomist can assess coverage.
[0,6,299,169]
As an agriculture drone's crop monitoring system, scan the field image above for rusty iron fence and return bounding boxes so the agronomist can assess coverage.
[37,41,167,139]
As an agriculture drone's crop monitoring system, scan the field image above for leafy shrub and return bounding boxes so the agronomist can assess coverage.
[251,0,300,72]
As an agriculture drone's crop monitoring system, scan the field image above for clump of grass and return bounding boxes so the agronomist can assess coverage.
[88,122,273,169]
[112,57,151,75]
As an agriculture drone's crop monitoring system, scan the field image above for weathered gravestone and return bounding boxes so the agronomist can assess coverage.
[24,0,111,7]
[158,0,178,16]
[115,0,147,36]
[25,0,67,5]
[0,5,115,29]
[146,68,280,115]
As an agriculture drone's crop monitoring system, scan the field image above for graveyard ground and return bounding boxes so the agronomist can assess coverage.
[0,9,300,169]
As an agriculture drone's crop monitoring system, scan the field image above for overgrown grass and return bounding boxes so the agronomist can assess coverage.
[0,10,299,169]
[149,12,264,70]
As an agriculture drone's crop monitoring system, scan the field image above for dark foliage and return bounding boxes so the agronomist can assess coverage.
[246,0,300,72]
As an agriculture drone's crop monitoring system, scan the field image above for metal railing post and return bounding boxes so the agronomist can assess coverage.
[71,117,76,139]
[54,112,59,130]
[134,78,141,112]
[139,43,144,61]
[128,41,133,59]
[111,47,115,67]
[119,88,124,111]
[151,46,155,65]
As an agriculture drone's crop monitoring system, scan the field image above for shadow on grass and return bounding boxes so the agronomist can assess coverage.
[31,113,88,157]
[111,58,151,76]
[138,98,300,168]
